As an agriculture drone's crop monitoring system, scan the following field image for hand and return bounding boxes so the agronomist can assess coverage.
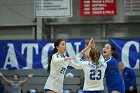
[0,72,3,76]
[129,86,134,91]
[28,73,33,78]
[88,37,95,48]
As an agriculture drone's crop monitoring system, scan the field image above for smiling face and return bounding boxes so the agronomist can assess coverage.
[56,40,66,56]
[103,44,113,59]
[13,74,19,82]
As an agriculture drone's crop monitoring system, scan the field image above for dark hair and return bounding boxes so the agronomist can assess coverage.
[0,78,4,92]
[89,48,101,73]
[13,74,19,79]
[47,39,65,72]
[107,43,119,59]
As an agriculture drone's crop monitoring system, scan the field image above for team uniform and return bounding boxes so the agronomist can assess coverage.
[105,56,125,93]
[74,54,107,93]
[122,67,137,93]
[44,53,79,93]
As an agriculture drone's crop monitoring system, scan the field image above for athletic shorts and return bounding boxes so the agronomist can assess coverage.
[44,89,52,92]
[82,90,104,93]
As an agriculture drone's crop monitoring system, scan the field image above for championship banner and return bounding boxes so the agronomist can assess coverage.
[108,38,140,69]
[80,0,117,16]
[0,39,85,69]
[124,0,140,16]
[35,0,72,18]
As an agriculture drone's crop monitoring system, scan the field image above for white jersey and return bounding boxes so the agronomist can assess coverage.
[44,53,78,93]
[74,54,107,91]
[44,53,68,93]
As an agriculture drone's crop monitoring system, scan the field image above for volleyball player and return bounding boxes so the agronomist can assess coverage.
[44,39,77,93]
[72,37,107,93]
[103,43,125,93]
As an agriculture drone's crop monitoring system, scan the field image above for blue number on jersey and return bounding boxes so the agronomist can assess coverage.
[90,69,102,80]
[60,67,66,74]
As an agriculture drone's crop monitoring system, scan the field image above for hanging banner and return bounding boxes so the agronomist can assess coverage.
[108,38,140,69]
[0,39,85,69]
[35,0,72,18]
[124,0,140,16]
[80,0,117,16]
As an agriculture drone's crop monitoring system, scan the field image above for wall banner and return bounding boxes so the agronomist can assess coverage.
[80,0,117,16]
[35,0,72,18]
[108,38,140,69]
[124,0,140,16]
[0,39,85,69]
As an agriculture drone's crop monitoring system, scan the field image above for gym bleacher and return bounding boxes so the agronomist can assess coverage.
[0,69,140,93]
[0,69,83,93]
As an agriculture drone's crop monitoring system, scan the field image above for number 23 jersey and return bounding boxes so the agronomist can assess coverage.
[75,54,107,91]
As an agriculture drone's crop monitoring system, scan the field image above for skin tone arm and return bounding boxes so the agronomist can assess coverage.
[80,37,95,55]
[20,73,33,86]
[69,37,95,69]
[0,72,12,85]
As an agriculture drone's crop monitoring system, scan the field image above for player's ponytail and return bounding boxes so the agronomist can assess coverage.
[47,39,64,72]
[89,48,100,74]
[112,52,119,60]
[47,47,58,72]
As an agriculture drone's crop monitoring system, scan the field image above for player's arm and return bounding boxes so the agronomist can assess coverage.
[69,59,83,69]
[52,54,74,63]
[75,37,94,61]
[20,73,33,86]
[80,37,94,55]
[0,72,12,85]
[128,68,136,91]
[70,37,94,68]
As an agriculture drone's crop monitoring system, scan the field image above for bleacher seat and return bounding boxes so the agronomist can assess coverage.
[77,89,83,93]
[63,89,72,93]
[1,69,84,93]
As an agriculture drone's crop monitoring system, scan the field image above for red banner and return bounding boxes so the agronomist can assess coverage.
[80,0,117,16]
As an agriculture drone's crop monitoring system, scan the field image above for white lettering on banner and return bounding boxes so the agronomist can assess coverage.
[2,41,82,69]
[66,42,81,57]
[21,44,39,69]
[41,43,54,69]
[122,41,139,69]
[4,44,19,69]
[74,42,81,55]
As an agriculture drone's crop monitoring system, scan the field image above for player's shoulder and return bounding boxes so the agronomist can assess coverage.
[106,56,116,62]
[52,53,59,57]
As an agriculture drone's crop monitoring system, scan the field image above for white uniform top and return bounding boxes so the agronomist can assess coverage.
[74,54,107,91]
[44,53,79,93]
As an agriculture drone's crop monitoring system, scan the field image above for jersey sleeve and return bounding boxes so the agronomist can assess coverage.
[70,53,89,69]
[52,54,64,64]
[75,53,83,61]
[99,55,107,68]
[69,60,83,69]
[99,55,105,63]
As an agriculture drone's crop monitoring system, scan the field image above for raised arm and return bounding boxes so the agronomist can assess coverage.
[20,73,33,86]
[0,72,12,85]
[80,37,95,55]
[69,37,94,69]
